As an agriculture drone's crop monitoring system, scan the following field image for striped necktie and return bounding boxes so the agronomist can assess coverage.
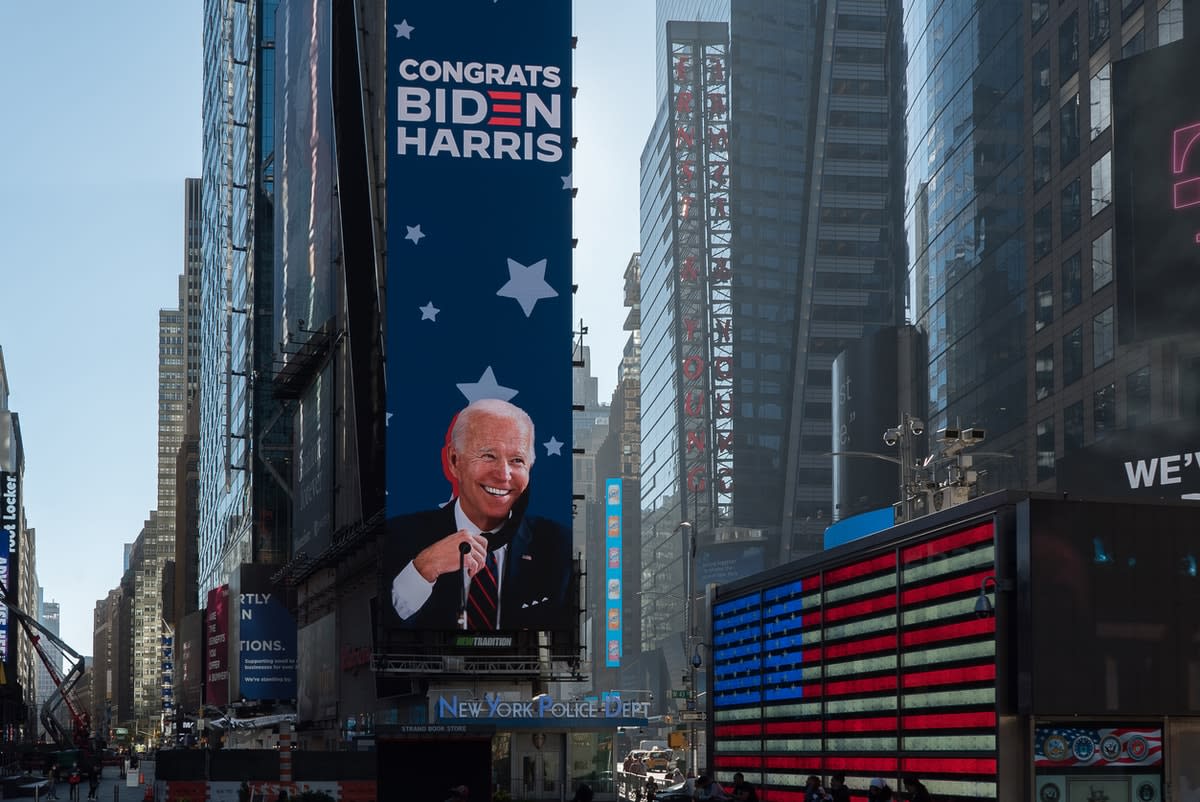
[467,548,499,630]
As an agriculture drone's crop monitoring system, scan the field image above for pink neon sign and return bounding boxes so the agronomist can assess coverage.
[1171,121,1200,243]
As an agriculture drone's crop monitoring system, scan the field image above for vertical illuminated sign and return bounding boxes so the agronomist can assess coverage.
[205,585,230,707]
[1114,39,1200,342]
[0,471,13,667]
[382,1,574,634]
[670,24,733,529]
[604,479,623,667]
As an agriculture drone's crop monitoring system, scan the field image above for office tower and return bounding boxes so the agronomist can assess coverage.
[638,0,906,659]
[198,0,290,599]
[35,591,61,739]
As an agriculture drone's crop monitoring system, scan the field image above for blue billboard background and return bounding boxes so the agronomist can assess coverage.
[384,1,573,524]
[604,479,623,667]
[237,591,298,701]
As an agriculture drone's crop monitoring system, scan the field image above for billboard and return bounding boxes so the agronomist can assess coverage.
[205,585,230,707]
[604,479,623,668]
[0,471,16,670]
[235,568,297,702]
[381,1,574,636]
[1113,38,1200,343]
[1056,419,1200,500]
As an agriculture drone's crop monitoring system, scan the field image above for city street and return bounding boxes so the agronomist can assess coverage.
[24,762,156,802]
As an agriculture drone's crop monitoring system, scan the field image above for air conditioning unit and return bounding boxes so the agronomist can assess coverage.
[930,485,970,512]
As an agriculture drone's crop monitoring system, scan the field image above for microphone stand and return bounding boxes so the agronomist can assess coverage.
[457,541,471,630]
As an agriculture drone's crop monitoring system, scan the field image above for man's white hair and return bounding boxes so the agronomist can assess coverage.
[451,398,536,462]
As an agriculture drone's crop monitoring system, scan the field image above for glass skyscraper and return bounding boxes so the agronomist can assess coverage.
[199,0,289,602]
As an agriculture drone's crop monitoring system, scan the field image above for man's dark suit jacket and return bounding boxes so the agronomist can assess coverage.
[385,503,573,631]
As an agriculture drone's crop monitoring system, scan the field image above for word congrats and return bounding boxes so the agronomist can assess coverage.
[395,58,566,162]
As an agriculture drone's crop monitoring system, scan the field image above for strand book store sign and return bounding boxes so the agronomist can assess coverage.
[382,2,575,641]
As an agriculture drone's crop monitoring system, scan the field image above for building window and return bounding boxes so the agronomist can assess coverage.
[1034,45,1051,112]
[1089,64,1111,140]
[1090,0,1112,51]
[1064,401,1085,452]
[1091,152,1113,215]
[1093,306,1115,367]
[1033,0,1049,32]
[1064,325,1084,384]
[1037,417,1056,481]
[1094,382,1117,439]
[1122,25,1145,56]
[1121,0,1143,21]
[1062,178,1082,238]
[1092,228,1114,290]
[1062,251,1083,311]
[1035,203,1053,260]
[1127,366,1151,428]
[1036,273,1055,331]
[1060,95,1081,167]
[1059,12,1080,84]
[1036,344,1055,400]
[1160,0,1184,44]
[1034,122,1052,190]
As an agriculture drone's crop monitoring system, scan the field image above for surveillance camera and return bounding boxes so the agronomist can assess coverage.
[962,427,986,443]
[909,418,924,436]
[937,426,961,442]
[883,428,900,447]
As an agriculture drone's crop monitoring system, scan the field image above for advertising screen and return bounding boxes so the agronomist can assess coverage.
[0,471,14,671]
[604,479,623,668]
[711,522,999,802]
[235,568,297,702]
[1113,38,1200,343]
[381,0,574,637]
[205,585,230,707]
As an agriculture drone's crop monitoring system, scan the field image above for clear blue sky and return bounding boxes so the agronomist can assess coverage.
[0,2,654,655]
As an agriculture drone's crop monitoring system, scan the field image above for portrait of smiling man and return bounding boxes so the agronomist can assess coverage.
[385,398,573,631]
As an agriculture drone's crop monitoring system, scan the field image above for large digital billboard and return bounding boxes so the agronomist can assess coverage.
[0,471,14,671]
[205,585,230,707]
[234,567,297,702]
[604,479,623,668]
[381,1,574,637]
[1113,38,1200,343]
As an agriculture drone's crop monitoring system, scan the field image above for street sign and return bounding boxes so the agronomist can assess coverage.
[679,711,706,722]
[671,689,689,699]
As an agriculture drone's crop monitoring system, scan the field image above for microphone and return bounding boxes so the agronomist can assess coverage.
[457,541,471,630]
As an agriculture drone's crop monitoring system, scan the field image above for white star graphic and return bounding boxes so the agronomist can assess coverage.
[561,173,573,190]
[394,19,414,39]
[405,224,425,244]
[497,257,558,317]
[419,301,440,321]
[386,412,393,426]
[543,436,564,456]
[456,366,518,403]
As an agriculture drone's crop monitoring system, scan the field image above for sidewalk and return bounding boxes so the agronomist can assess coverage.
[39,762,155,802]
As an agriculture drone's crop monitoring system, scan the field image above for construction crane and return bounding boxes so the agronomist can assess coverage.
[0,580,91,753]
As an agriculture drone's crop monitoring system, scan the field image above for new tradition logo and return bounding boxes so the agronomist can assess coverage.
[395,59,566,162]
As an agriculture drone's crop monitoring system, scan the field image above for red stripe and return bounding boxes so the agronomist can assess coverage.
[824,593,896,622]
[825,674,897,695]
[802,574,822,589]
[803,646,823,662]
[768,792,808,802]
[826,553,895,583]
[902,710,996,730]
[491,103,521,113]
[901,569,996,605]
[487,117,522,127]
[825,633,896,659]
[902,522,994,563]
[764,756,823,770]
[802,611,822,627]
[900,756,997,775]
[826,716,897,733]
[488,90,521,99]
[714,755,768,769]
[765,720,821,734]
[902,617,994,647]
[825,756,898,772]
[902,663,996,688]
[716,723,763,736]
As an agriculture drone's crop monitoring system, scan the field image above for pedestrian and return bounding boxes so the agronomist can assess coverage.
[573,783,595,802]
[87,762,100,801]
[829,774,851,802]
[732,773,758,802]
[869,779,894,802]
[805,776,830,802]
[277,790,290,802]
[902,776,932,802]
[646,776,659,802]
[67,766,82,802]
